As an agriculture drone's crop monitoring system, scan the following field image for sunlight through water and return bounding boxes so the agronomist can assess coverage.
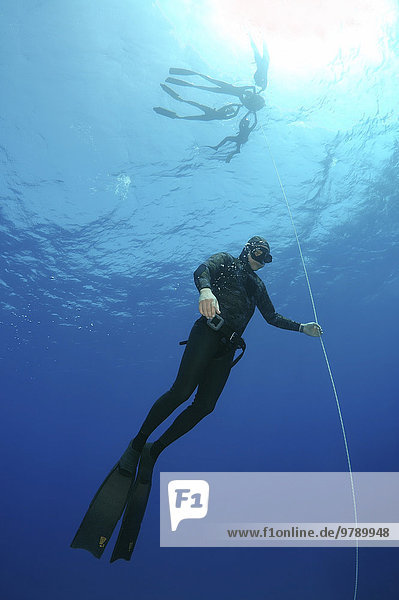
[208,0,397,77]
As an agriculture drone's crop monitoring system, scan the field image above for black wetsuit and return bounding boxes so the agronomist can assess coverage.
[194,252,300,335]
[133,252,300,457]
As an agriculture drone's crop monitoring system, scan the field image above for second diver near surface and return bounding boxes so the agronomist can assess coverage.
[71,236,323,562]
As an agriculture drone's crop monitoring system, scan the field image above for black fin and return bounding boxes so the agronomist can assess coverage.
[169,67,198,76]
[153,107,178,118]
[165,76,197,88]
[160,83,181,101]
[110,443,156,562]
[70,442,140,558]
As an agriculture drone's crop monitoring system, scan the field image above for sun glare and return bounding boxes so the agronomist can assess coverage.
[209,0,397,76]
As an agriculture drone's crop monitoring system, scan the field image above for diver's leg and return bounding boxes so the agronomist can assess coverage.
[132,319,220,451]
[181,99,213,112]
[178,71,255,96]
[161,83,213,112]
[250,38,261,62]
[153,107,215,121]
[178,114,216,121]
[169,69,235,88]
[150,348,234,459]
[208,135,238,150]
[110,344,233,562]
[159,85,215,119]
[226,151,238,163]
[194,74,254,96]
[226,144,241,163]
[168,69,248,92]
[165,77,244,97]
[178,114,218,121]
[168,94,217,116]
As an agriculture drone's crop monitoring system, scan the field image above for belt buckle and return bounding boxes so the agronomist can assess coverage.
[207,314,224,331]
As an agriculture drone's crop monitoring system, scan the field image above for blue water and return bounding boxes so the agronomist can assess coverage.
[1,1,399,598]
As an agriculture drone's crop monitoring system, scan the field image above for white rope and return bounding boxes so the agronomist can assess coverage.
[260,125,358,600]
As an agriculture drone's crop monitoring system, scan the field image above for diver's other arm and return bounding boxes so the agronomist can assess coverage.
[299,322,323,337]
[256,280,301,331]
[198,288,220,318]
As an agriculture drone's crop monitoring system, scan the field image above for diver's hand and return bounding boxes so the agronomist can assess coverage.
[199,288,220,318]
[300,322,323,337]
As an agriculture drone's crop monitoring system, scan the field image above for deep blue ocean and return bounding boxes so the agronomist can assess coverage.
[1,1,399,598]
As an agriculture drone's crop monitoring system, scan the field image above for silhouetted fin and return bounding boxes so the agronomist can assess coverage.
[250,38,260,59]
[169,68,199,76]
[70,442,140,559]
[153,107,178,118]
[160,83,181,101]
[110,444,156,562]
[165,76,198,88]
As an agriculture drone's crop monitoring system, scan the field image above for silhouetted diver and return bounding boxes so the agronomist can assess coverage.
[207,112,258,163]
[153,83,241,121]
[250,38,270,91]
[165,68,265,113]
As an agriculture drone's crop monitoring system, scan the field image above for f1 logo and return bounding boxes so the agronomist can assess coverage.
[168,480,210,531]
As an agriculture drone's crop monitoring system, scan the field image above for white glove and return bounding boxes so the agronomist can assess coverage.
[199,288,220,318]
[300,322,323,337]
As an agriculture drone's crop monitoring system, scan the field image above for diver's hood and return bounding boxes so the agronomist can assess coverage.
[239,236,271,266]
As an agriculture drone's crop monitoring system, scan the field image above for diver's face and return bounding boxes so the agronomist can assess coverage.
[248,253,264,270]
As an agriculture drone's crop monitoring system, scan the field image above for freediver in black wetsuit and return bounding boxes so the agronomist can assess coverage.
[207,111,258,163]
[250,38,270,91]
[154,69,266,123]
[153,83,241,121]
[71,236,323,562]
[165,68,266,112]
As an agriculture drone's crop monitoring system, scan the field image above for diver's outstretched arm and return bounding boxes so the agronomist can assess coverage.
[238,111,257,131]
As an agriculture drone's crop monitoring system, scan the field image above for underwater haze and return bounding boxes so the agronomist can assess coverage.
[1,1,399,598]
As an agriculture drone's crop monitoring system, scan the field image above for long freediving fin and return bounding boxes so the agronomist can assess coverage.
[153,107,178,118]
[165,76,197,88]
[250,37,261,62]
[110,443,156,562]
[169,68,199,76]
[160,83,182,101]
[70,441,140,559]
